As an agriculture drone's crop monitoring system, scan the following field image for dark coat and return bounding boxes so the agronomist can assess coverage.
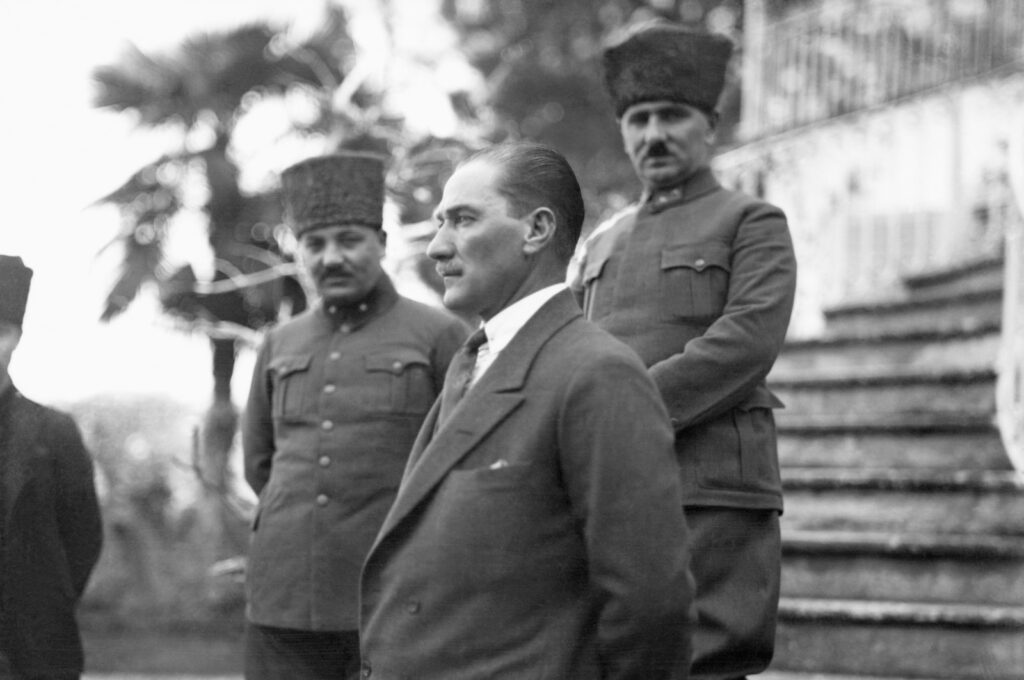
[0,387,103,678]
[360,291,695,680]
[242,276,467,631]
[574,167,797,511]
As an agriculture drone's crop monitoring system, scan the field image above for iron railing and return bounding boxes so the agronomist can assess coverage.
[743,0,1024,139]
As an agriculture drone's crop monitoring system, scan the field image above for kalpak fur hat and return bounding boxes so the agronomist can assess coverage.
[603,20,734,118]
[0,254,33,326]
[281,152,386,236]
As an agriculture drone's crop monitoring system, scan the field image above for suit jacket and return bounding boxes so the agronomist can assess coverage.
[360,291,695,680]
[574,167,797,511]
[243,276,467,630]
[0,386,103,677]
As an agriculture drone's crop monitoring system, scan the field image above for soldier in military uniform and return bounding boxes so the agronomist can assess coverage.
[571,22,798,680]
[0,255,103,680]
[241,152,467,680]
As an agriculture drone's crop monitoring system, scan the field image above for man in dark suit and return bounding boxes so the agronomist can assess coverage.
[359,142,695,680]
[242,153,466,680]
[0,254,103,680]
[571,21,798,680]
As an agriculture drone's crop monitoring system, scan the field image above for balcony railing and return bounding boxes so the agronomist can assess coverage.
[743,0,1024,140]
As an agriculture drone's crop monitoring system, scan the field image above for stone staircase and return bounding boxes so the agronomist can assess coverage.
[762,255,1024,680]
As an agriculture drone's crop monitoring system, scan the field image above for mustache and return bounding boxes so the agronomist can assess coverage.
[318,265,353,280]
[643,141,670,158]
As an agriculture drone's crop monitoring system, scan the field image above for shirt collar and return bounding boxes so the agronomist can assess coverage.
[481,284,566,356]
[316,273,399,331]
[641,165,720,213]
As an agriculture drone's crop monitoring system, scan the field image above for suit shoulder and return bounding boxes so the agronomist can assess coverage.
[557,317,648,372]
[394,296,462,329]
[13,394,83,441]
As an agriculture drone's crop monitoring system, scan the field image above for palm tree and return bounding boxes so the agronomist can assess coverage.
[91,5,362,558]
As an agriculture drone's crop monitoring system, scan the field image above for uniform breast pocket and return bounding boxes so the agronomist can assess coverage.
[365,350,435,415]
[269,354,313,421]
[660,242,731,321]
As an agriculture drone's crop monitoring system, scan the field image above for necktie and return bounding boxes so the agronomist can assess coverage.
[436,328,488,427]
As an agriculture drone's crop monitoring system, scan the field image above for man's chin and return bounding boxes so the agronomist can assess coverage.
[320,286,364,307]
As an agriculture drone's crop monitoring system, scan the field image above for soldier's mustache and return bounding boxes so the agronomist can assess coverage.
[319,266,353,280]
[645,142,670,157]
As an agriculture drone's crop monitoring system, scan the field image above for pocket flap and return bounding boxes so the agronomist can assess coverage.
[661,242,732,273]
[269,354,312,377]
[365,350,429,375]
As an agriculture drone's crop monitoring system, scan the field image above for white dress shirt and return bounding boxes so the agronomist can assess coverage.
[472,284,566,385]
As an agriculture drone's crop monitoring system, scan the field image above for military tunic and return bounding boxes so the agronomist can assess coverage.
[573,166,796,680]
[242,275,466,632]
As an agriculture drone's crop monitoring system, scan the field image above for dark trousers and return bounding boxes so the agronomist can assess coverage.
[685,508,781,680]
[244,622,360,680]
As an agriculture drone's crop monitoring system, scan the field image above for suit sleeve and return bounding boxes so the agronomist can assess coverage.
[53,413,103,598]
[649,203,796,429]
[559,350,695,679]
[242,335,276,495]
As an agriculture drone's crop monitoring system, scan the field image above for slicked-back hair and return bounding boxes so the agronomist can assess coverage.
[462,142,585,262]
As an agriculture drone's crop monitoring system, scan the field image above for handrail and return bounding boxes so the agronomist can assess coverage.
[997,99,1024,473]
[743,0,1024,140]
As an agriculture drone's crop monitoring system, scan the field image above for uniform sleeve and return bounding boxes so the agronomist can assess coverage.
[649,202,796,429]
[53,414,103,598]
[242,335,276,495]
[430,317,470,395]
[559,350,695,679]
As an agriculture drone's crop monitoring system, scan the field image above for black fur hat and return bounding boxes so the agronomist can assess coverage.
[281,152,386,236]
[0,255,33,326]
[603,20,733,118]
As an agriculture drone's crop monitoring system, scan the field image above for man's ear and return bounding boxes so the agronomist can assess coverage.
[522,208,557,256]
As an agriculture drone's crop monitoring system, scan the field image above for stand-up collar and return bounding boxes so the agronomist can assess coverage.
[315,273,399,332]
[642,166,720,214]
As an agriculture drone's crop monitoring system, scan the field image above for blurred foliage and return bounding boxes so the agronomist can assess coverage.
[67,395,249,627]
[440,0,743,233]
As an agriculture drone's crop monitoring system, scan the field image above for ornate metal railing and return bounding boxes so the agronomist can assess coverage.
[998,103,1024,473]
[742,0,1024,140]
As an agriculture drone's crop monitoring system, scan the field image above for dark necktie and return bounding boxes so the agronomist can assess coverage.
[436,328,488,427]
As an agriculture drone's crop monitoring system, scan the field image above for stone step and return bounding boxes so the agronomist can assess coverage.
[777,414,1010,470]
[822,286,1003,337]
[773,597,1024,679]
[902,253,1005,299]
[782,529,1024,605]
[770,366,996,417]
[773,323,1001,374]
[782,468,1024,534]
[763,672,945,680]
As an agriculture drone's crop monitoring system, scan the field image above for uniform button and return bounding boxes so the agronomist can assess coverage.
[324,384,336,394]
[406,600,421,614]
[358,303,368,312]
[329,351,340,360]
[340,323,352,333]
[319,456,331,467]
[695,258,706,268]
[392,360,403,371]
[361,662,372,677]
[321,420,334,431]
[328,305,338,315]
[316,494,329,506]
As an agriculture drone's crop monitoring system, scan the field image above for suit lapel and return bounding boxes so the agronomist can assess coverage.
[375,290,582,541]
